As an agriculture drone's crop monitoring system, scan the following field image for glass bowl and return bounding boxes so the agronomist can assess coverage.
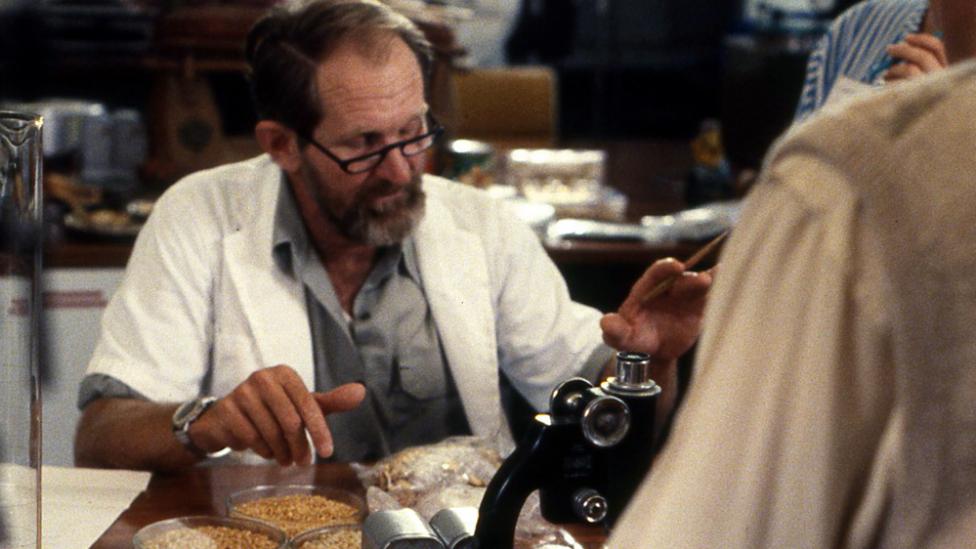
[132,515,287,549]
[290,523,362,549]
[226,484,366,538]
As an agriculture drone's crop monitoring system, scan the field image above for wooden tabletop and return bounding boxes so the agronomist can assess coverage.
[91,464,607,548]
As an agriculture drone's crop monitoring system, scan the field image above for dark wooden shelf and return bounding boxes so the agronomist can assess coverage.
[44,238,133,269]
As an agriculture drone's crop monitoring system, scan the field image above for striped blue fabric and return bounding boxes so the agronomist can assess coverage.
[794,0,928,122]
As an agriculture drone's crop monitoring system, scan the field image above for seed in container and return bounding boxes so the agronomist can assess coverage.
[132,516,286,549]
[141,525,279,549]
[234,493,362,537]
[293,525,361,549]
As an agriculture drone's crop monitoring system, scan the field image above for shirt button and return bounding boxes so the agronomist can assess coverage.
[358,312,371,322]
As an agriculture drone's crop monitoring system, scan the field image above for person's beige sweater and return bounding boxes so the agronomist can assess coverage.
[609,61,976,548]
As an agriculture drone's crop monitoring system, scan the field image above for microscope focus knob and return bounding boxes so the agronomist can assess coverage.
[572,488,609,524]
[581,394,630,447]
[549,377,595,419]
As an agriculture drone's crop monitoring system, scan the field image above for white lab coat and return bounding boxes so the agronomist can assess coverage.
[85,155,605,439]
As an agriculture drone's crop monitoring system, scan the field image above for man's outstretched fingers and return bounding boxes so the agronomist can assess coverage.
[316,383,367,414]
[306,383,366,458]
[270,370,326,464]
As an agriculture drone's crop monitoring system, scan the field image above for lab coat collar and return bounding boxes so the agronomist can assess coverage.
[414,179,501,438]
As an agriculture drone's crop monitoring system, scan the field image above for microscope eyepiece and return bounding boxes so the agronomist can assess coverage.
[606,351,661,397]
[615,351,652,385]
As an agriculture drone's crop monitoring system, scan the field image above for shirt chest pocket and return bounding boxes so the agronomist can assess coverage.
[353,323,452,401]
[393,340,452,401]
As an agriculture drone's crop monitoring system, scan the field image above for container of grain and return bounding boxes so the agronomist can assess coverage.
[290,523,362,549]
[227,484,366,538]
[132,515,287,549]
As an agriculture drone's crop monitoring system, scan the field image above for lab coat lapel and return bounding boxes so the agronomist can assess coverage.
[221,176,315,390]
[414,199,501,437]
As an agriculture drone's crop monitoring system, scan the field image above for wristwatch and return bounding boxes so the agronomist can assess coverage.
[172,396,228,458]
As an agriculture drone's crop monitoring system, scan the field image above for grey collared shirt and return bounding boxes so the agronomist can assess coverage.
[271,181,469,462]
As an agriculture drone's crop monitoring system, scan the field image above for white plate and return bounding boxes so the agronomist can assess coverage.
[506,198,556,231]
[63,210,143,238]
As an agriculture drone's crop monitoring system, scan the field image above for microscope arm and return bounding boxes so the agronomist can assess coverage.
[474,417,557,549]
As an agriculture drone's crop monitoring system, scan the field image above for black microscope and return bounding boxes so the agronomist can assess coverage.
[473,351,661,548]
[359,352,661,549]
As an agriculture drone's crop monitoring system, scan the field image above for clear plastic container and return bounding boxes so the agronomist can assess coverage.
[1,110,44,549]
[290,523,362,549]
[505,148,606,206]
[226,485,366,538]
[132,515,287,549]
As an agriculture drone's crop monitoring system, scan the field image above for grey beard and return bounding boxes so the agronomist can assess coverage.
[299,158,427,246]
[346,190,426,246]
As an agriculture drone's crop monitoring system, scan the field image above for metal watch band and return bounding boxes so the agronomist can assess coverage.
[172,397,229,458]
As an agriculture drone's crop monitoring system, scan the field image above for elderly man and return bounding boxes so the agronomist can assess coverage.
[73,0,709,471]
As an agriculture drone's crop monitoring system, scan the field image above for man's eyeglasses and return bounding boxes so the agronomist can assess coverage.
[297,115,444,175]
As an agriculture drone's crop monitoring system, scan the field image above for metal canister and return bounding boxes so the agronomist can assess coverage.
[429,507,478,549]
[362,509,445,549]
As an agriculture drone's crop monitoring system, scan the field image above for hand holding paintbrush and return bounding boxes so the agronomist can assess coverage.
[600,230,726,362]
[597,230,726,433]
[641,230,728,304]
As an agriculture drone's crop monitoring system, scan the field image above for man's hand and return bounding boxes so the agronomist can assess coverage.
[600,258,713,361]
[600,257,713,436]
[189,365,365,465]
[884,33,948,82]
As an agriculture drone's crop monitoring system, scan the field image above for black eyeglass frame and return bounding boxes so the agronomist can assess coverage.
[296,115,444,175]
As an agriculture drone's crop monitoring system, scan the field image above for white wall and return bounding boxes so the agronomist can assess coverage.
[454,0,521,66]
[40,268,123,467]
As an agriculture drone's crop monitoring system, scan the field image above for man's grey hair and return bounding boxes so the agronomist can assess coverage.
[245,0,433,137]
